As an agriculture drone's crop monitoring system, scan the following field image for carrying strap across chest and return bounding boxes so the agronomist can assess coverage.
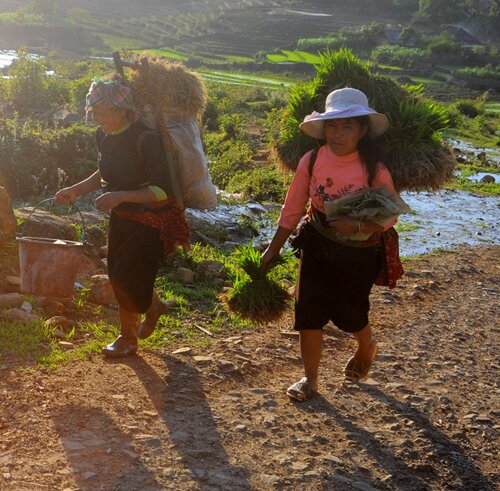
[308,148,319,177]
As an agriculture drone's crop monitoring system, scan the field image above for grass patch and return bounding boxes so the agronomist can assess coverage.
[200,69,293,88]
[0,319,53,361]
[1,243,273,368]
[376,63,404,71]
[99,34,145,51]
[135,47,188,61]
[395,223,422,232]
[485,102,500,113]
[444,179,500,196]
[0,318,117,368]
[266,50,321,65]
[409,76,441,85]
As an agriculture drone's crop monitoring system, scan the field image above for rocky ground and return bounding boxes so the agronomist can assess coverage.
[0,245,499,491]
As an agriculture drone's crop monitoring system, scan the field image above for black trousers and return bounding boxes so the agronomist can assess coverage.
[293,225,381,333]
[107,213,163,313]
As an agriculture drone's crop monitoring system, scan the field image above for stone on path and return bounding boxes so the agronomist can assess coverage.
[176,267,194,284]
[0,293,24,308]
[173,347,192,355]
[44,316,76,332]
[2,308,38,323]
[90,274,117,305]
[193,355,212,364]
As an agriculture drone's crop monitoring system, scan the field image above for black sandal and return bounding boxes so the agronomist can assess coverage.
[286,377,317,402]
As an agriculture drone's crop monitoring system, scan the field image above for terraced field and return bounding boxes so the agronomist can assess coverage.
[2,0,287,19]
[1,1,401,60]
[179,6,387,59]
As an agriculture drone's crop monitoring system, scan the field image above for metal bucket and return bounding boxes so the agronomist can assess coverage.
[17,237,84,297]
[16,199,86,298]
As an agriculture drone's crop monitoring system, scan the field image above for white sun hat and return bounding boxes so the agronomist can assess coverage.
[299,88,389,140]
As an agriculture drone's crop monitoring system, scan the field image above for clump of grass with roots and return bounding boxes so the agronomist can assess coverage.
[226,244,291,322]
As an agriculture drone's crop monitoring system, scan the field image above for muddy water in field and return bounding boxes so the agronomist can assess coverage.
[192,188,499,257]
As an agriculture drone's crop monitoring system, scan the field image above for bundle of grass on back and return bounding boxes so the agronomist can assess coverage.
[227,244,290,322]
[272,49,456,191]
[129,54,207,119]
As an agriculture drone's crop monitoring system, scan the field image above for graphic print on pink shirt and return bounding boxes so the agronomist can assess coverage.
[278,145,396,231]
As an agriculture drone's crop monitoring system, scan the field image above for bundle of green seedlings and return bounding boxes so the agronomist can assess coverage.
[227,244,290,321]
[272,48,456,191]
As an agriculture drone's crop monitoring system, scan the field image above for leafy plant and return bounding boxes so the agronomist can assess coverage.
[455,99,485,118]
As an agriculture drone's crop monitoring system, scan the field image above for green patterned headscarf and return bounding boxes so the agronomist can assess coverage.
[85,77,135,112]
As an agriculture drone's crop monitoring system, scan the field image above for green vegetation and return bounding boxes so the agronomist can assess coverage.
[0,50,107,112]
[445,175,500,196]
[136,47,188,62]
[456,64,500,81]
[297,22,386,55]
[266,50,321,65]
[100,35,145,51]
[226,244,293,321]
[372,46,428,68]
[0,118,97,200]
[0,239,299,367]
[395,223,422,232]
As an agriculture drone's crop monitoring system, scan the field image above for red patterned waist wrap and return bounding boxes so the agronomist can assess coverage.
[113,198,190,258]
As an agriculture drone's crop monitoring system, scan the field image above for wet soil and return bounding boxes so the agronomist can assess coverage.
[0,245,499,491]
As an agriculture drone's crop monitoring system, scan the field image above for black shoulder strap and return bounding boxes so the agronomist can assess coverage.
[308,148,319,177]
[136,129,157,161]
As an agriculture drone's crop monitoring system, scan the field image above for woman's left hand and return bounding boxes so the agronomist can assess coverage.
[328,216,360,236]
[95,192,124,212]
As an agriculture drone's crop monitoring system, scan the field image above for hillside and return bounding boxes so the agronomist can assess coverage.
[0,0,410,57]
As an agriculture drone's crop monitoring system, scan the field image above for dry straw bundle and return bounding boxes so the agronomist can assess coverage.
[129,54,207,119]
[273,49,456,191]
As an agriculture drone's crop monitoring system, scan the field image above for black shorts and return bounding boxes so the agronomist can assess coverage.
[107,213,163,313]
[294,233,381,333]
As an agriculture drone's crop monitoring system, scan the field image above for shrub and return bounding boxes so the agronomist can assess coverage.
[400,25,422,46]
[477,114,497,135]
[0,119,96,200]
[426,33,460,55]
[226,165,288,202]
[372,45,428,67]
[456,64,500,80]
[298,22,386,54]
[207,140,253,189]
[454,99,485,118]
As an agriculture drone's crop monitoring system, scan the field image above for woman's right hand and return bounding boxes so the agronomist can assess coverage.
[260,247,277,273]
[55,187,77,205]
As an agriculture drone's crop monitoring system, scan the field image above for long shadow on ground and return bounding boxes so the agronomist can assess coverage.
[294,384,496,491]
[53,405,162,490]
[123,351,253,490]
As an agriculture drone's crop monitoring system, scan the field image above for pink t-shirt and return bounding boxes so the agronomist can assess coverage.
[278,145,396,231]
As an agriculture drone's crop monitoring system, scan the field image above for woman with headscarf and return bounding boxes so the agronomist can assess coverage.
[55,76,189,357]
[261,88,398,401]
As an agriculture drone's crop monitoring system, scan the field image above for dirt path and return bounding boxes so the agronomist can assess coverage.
[1,246,499,491]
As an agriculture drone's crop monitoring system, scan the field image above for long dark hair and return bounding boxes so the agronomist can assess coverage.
[356,116,383,187]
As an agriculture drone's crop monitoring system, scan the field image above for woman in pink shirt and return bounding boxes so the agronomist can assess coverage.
[261,88,396,401]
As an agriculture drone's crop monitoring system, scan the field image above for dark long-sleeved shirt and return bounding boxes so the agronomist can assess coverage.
[96,121,170,198]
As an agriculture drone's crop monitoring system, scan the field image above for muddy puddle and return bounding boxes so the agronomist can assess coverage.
[395,190,498,255]
[449,138,500,165]
[192,189,498,257]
